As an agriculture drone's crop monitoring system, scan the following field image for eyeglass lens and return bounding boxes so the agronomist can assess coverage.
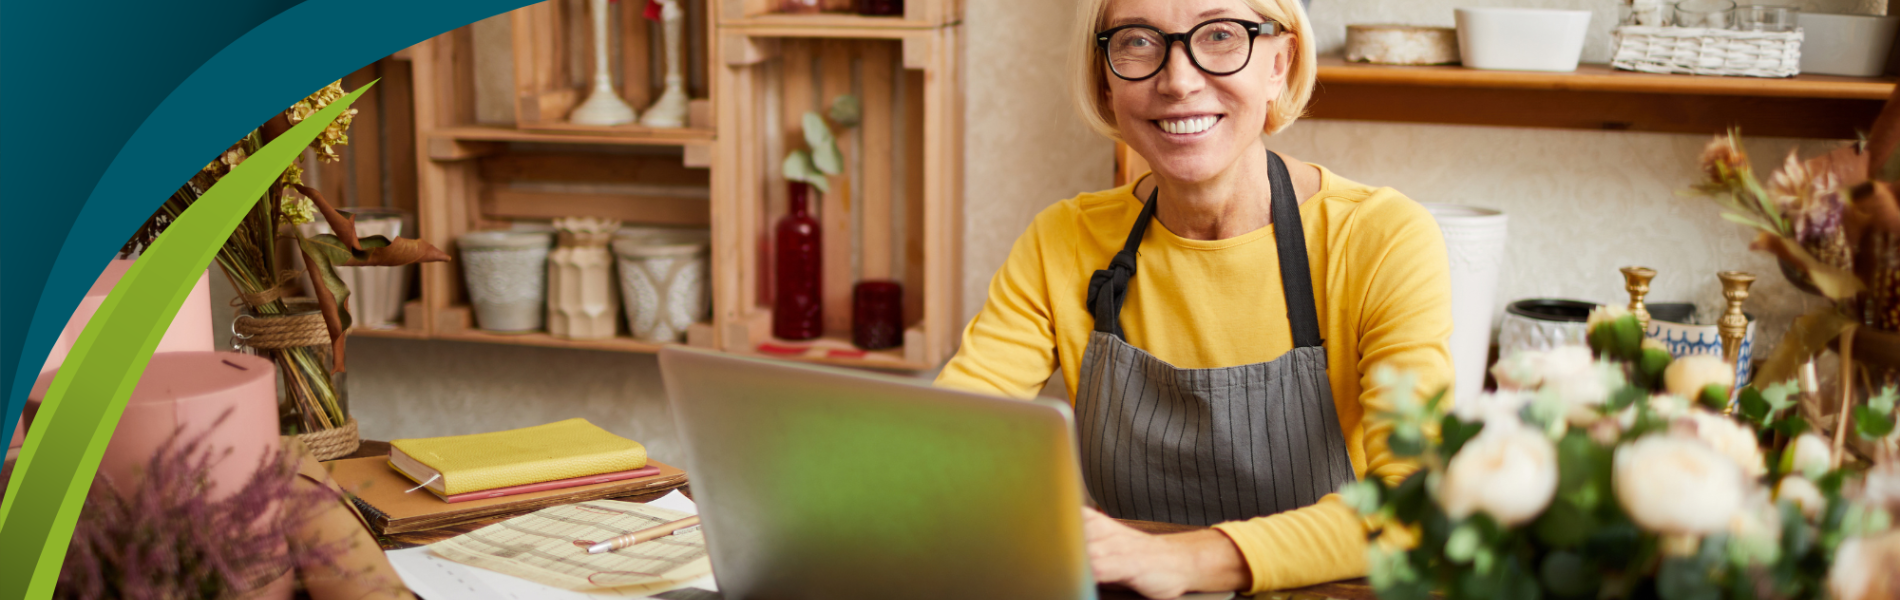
[1106,21,1254,79]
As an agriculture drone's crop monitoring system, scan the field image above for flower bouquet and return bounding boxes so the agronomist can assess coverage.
[1348,309,1900,600]
[128,81,449,450]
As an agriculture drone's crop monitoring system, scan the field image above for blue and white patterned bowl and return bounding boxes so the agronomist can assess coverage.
[1648,315,1757,388]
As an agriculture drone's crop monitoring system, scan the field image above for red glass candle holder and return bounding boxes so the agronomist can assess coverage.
[852,280,904,350]
[857,0,902,16]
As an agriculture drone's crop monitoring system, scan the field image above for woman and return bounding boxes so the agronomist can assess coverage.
[934,0,1454,597]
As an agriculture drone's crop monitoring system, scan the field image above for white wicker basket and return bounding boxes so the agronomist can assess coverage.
[1610,25,1803,77]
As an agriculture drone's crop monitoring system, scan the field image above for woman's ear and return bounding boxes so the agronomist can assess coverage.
[1265,37,1292,85]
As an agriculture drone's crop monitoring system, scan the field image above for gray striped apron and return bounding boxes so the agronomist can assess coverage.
[1076,151,1357,526]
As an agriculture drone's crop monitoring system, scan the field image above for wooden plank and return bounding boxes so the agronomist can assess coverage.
[712,48,746,348]
[385,58,420,217]
[818,39,854,335]
[920,30,947,363]
[511,1,575,126]
[1306,81,1884,139]
[345,62,385,209]
[432,124,713,146]
[721,33,777,66]
[620,0,653,111]
[483,188,712,226]
[477,152,710,186]
[859,40,895,280]
[683,142,713,167]
[428,138,504,161]
[411,34,457,333]
[900,67,926,342]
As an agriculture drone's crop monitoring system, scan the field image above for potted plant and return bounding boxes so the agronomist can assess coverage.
[128,81,450,459]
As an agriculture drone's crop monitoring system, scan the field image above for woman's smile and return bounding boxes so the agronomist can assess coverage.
[1155,114,1223,136]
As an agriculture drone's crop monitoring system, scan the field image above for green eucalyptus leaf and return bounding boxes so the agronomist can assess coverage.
[1612,316,1645,361]
[828,94,862,128]
[784,150,815,182]
[1390,428,1425,458]
[1533,500,1593,548]
[812,135,843,175]
[802,112,835,154]
[1855,405,1897,439]
[1446,522,1481,563]
[1638,347,1672,390]
[1698,384,1731,412]
[1738,386,1769,423]
[1440,414,1484,458]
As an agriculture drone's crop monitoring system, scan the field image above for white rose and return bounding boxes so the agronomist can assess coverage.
[1664,355,1736,401]
[1726,489,1783,566]
[1683,409,1768,479]
[1786,433,1832,479]
[1587,304,1632,330]
[1540,360,1622,426]
[1451,390,1530,425]
[1541,345,1596,382]
[1777,475,1826,519]
[1614,434,1746,534]
[1830,530,1900,600]
[1617,394,1693,430]
[1438,419,1559,527]
[1491,350,1546,391]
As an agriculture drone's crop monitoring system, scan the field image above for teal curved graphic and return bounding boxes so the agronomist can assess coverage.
[0,85,368,600]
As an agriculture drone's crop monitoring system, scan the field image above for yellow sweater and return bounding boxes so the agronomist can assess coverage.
[935,165,1453,593]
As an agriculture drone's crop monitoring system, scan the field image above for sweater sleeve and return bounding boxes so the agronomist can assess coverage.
[1212,194,1456,593]
[935,218,1061,399]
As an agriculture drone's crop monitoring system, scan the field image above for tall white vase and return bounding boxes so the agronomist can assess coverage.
[570,0,637,125]
[1423,204,1509,403]
[639,0,689,128]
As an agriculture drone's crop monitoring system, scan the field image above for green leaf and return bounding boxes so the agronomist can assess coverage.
[1391,471,1431,524]
[1699,384,1730,412]
[297,233,354,333]
[1771,414,1810,439]
[827,94,861,128]
[1638,347,1672,390]
[1440,414,1484,458]
[802,112,835,156]
[1390,428,1425,458]
[1854,405,1896,439]
[1446,522,1481,563]
[1539,552,1596,598]
[1737,386,1769,423]
[1612,316,1645,361]
[1534,500,1593,548]
[811,134,843,176]
[782,150,830,194]
[1658,556,1720,600]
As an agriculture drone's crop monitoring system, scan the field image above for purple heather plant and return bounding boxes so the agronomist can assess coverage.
[55,412,344,600]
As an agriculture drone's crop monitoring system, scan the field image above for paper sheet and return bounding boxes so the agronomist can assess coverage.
[396,491,712,596]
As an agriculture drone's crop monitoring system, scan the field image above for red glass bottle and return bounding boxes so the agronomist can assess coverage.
[773,181,824,340]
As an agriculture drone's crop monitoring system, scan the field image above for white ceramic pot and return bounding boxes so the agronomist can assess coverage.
[458,231,554,332]
[613,230,710,343]
[1423,204,1508,402]
[1797,13,1900,77]
[1455,7,1593,72]
[1648,316,1758,388]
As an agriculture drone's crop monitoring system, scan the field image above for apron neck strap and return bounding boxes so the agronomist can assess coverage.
[1087,186,1159,337]
[1267,151,1324,349]
[1085,152,1323,348]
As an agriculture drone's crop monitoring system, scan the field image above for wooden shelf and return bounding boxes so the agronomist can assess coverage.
[346,327,432,340]
[431,125,714,147]
[1308,55,1897,139]
[747,334,933,372]
[432,330,674,354]
[720,14,949,38]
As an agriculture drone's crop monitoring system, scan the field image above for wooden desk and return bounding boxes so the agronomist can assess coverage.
[340,441,1374,599]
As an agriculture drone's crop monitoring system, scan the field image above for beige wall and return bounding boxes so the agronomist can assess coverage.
[248,0,1872,453]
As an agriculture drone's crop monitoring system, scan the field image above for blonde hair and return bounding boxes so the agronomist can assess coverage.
[1068,0,1316,139]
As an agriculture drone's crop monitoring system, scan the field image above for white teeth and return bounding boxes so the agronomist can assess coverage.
[1159,115,1218,135]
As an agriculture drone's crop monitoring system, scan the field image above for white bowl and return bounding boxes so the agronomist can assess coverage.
[1797,13,1900,77]
[1455,7,1593,72]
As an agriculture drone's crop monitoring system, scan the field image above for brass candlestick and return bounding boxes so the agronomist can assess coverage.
[1621,266,1657,334]
[1718,271,1756,368]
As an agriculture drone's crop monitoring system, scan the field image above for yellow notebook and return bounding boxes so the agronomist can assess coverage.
[387,419,648,496]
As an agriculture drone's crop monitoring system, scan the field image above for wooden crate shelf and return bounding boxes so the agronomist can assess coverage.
[346,327,433,341]
[710,26,963,370]
[387,0,962,372]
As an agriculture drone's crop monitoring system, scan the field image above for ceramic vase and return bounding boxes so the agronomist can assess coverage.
[613,230,711,342]
[459,231,554,332]
[548,218,621,340]
[1423,204,1508,403]
[1649,314,1758,389]
[1498,299,1594,357]
[570,0,637,125]
[95,352,282,499]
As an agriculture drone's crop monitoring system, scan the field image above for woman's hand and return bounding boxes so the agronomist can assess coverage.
[1081,507,1251,599]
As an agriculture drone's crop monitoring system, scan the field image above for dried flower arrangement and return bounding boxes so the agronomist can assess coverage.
[55,415,343,600]
[1351,309,1900,600]
[128,81,449,438]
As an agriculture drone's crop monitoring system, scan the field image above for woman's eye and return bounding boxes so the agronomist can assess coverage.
[1208,31,1231,42]
[1128,38,1151,47]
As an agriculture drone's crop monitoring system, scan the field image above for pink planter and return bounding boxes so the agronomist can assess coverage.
[93,352,281,499]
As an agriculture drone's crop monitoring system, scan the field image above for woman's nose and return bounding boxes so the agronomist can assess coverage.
[1154,43,1205,99]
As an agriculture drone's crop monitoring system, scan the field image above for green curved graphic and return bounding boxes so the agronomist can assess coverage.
[0,83,370,600]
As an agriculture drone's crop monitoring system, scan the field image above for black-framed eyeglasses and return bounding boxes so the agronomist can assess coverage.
[1095,18,1282,82]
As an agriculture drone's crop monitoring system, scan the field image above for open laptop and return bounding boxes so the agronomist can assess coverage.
[658,346,1094,600]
